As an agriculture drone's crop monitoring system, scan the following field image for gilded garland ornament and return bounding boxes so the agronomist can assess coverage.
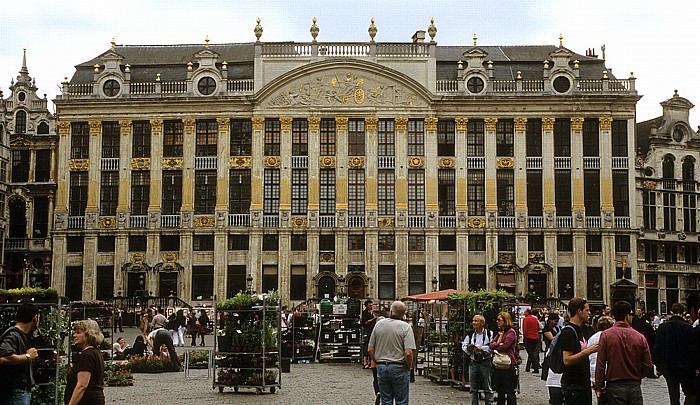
[467,217,486,228]
[635,156,645,167]
[194,216,215,227]
[162,158,184,170]
[320,252,335,263]
[130,253,145,264]
[642,181,657,189]
[131,158,150,170]
[497,157,515,169]
[162,252,178,263]
[99,217,116,229]
[230,157,252,168]
[379,217,395,227]
[408,156,424,168]
[320,156,336,168]
[265,156,281,167]
[439,157,455,168]
[292,217,307,228]
[349,156,365,168]
[69,159,89,171]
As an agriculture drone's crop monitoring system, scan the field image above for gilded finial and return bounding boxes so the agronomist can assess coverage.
[368,18,377,42]
[602,70,608,79]
[573,60,579,69]
[629,72,635,79]
[559,33,563,47]
[427,18,437,42]
[310,17,319,42]
[487,60,493,69]
[222,61,228,70]
[156,73,161,82]
[63,76,69,84]
[516,71,522,80]
[187,61,193,71]
[473,33,477,47]
[205,35,210,48]
[111,38,115,51]
[543,60,549,69]
[254,18,263,42]
[93,64,100,73]
[673,89,679,97]
[125,64,130,72]
[458,60,463,70]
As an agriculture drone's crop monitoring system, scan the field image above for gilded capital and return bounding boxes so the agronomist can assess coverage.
[252,117,265,130]
[365,117,378,130]
[280,116,293,130]
[395,117,408,130]
[150,119,163,131]
[484,118,498,131]
[217,117,230,131]
[88,120,101,135]
[425,117,439,131]
[599,117,613,130]
[542,118,556,131]
[57,121,71,135]
[307,117,321,130]
[119,120,132,133]
[514,118,527,132]
[571,117,584,131]
[454,118,468,131]
[183,118,196,131]
[335,117,349,130]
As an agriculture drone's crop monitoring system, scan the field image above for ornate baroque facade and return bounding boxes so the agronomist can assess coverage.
[52,22,643,307]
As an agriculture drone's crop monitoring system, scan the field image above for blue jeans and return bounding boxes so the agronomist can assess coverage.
[2,389,31,405]
[469,361,494,405]
[376,363,410,405]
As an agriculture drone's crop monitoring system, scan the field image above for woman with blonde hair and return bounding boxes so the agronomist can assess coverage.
[489,311,518,405]
[65,319,105,405]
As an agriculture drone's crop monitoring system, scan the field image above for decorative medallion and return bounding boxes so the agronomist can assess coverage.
[365,117,378,130]
[130,253,145,264]
[292,217,307,228]
[230,156,252,168]
[217,117,230,131]
[379,217,395,227]
[408,156,424,168]
[320,156,336,168]
[497,157,515,169]
[265,156,281,167]
[194,216,215,227]
[307,117,321,130]
[498,253,515,264]
[119,120,132,132]
[571,117,584,131]
[88,120,101,134]
[335,117,349,130]
[395,117,408,130]
[484,118,498,131]
[542,117,556,131]
[10,137,30,148]
[183,118,196,131]
[439,157,455,168]
[467,217,486,228]
[162,252,178,263]
[635,156,645,167]
[642,181,657,190]
[454,118,468,131]
[99,217,116,229]
[514,118,527,131]
[162,158,184,170]
[349,156,365,168]
[252,117,265,130]
[131,158,150,170]
[599,117,613,130]
[280,116,293,130]
[57,121,71,135]
[150,119,163,131]
[320,252,335,263]
[69,159,89,171]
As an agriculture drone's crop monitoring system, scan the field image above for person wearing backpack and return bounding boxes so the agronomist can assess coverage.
[560,297,599,405]
[0,303,40,405]
[462,314,494,405]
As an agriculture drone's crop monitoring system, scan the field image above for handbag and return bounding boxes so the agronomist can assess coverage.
[492,331,512,370]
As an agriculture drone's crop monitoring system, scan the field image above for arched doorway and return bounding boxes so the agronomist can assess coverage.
[346,273,367,299]
[316,273,337,300]
[159,272,178,296]
[8,197,27,238]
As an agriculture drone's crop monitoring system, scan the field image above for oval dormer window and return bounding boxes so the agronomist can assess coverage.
[672,127,684,142]
[103,79,121,97]
[553,76,571,93]
[467,76,485,94]
[17,92,26,102]
[197,77,216,96]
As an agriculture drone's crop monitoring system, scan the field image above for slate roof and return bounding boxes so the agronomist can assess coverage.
[636,116,663,155]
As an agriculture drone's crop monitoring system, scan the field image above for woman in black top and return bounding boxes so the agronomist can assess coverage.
[65,319,105,405]
[125,335,146,358]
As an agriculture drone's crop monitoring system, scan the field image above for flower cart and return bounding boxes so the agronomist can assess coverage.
[68,300,114,363]
[318,298,362,363]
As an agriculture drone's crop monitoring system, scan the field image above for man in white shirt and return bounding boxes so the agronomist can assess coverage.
[462,314,494,405]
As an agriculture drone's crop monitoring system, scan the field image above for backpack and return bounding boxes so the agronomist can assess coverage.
[546,324,577,374]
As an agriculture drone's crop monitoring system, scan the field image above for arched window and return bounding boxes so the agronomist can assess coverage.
[37,122,49,134]
[15,111,27,134]
[662,155,675,179]
[683,157,695,182]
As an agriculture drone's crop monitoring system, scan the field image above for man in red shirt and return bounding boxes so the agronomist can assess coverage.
[594,300,652,404]
[522,307,541,373]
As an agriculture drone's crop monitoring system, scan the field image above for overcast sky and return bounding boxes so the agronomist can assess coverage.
[1,0,698,124]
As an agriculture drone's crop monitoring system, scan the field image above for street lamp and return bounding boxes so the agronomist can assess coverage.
[246,273,254,292]
[431,276,438,292]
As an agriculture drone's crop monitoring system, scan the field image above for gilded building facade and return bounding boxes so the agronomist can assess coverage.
[636,91,700,314]
[53,21,641,307]
[0,51,56,289]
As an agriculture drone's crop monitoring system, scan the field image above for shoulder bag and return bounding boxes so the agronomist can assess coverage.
[492,329,513,370]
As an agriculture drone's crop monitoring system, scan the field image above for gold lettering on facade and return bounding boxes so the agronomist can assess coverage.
[454,118,468,131]
[395,117,408,130]
[183,118,196,131]
[514,118,528,131]
[69,159,89,171]
[439,157,455,168]
[57,121,71,135]
[307,117,321,130]
[252,117,265,130]
[280,116,293,130]
[497,157,515,168]
[349,156,365,168]
[230,157,252,168]
[320,156,336,168]
[335,117,349,130]
[194,216,215,227]
[599,117,613,130]
[131,158,150,170]
[409,157,424,168]
[484,118,498,131]
[365,117,378,130]
[571,117,584,131]
[217,117,230,131]
[467,217,486,228]
[265,156,281,167]
[542,117,556,131]
[150,119,163,131]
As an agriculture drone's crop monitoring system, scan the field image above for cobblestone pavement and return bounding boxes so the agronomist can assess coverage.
[106,328,678,404]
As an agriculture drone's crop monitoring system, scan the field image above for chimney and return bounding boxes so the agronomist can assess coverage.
[412,30,426,43]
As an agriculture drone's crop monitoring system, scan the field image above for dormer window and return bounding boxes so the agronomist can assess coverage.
[552,76,571,93]
[17,92,26,102]
[466,76,485,94]
[103,79,121,97]
[197,77,216,96]
[672,127,684,142]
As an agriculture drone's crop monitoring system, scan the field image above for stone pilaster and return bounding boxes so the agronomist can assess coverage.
[455,118,468,215]
[85,120,101,221]
[395,118,410,227]
[54,121,71,215]
[395,229,409,298]
[484,118,498,215]
[278,230,291,299]
[82,236,97,300]
[335,117,348,226]
[365,229,378,297]
[365,117,379,225]
[599,117,614,214]
[571,117,585,219]
[514,118,528,220]
[250,117,265,227]
[542,118,556,219]
[216,118,231,214]
[214,230,228,299]
[424,118,438,227]
[117,120,132,214]
[307,117,321,224]
[180,118,196,213]
[148,120,163,216]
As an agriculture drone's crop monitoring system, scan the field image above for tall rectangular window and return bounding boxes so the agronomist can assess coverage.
[65,266,83,302]
[469,266,486,291]
[437,119,455,156]
[612,170,629,216]
[348,234,364,251]
[262,265,279,292]
[467,170,485,216]
[131,171,150,215]
[32,197,49,238]
[643,190,656,230]
[466,119,484,156]
[229,169,251,214]
[320,119,336,156]
[611,120,628,157]
[227,265,247,297]
[554,119,571,157]
[409,265,426,295]
[193,234,215,251]
[408,170,425,216]
[11,150,29,182]
[582,119,599,157]
[14,111,27,134]
[558,267,574,299]
[645,241,658,262]
[555,170,572,216]
[586,235,602,252]
[101,122,120,158]
[557,235,573,252]
[684,194,697,232]
[320,168,336,215]
[587,267,603,300]
[348,169,365,216]
[71,122,90,159]
[348,119,365,156]
[228,234,249,250]
[378,265,395,300]
[496,119,514,156]
[264,169,280,215]
[408,119,424,156]
[290,265,307,301]
[264,119,281,156]
[378,119,395,156]
[163,120,184,157]
[469,235,486,251]
[192,266,214,300]
[378,234,395,251]
[196,120,218,157]
[100,171,119,216]
[438,169,455,216]
[194,170,216,214]
[584,170,600,216]
[98,236,116,252]
[409,234,425,251]
[291,234,307,251]
[527,170,543,216]
[497,169,514,216]
[292,169,308,215]
[378,170,395,216]
[132,121,151,158]
[160,235,180,251]
[439,265,457,290]
[292,119,308,156]
[663,193,676,231]
[529,234,545,251]
[526,119,542,157]
[35,149,51,182]
[230,119,252,156]
[162,171,182,215]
